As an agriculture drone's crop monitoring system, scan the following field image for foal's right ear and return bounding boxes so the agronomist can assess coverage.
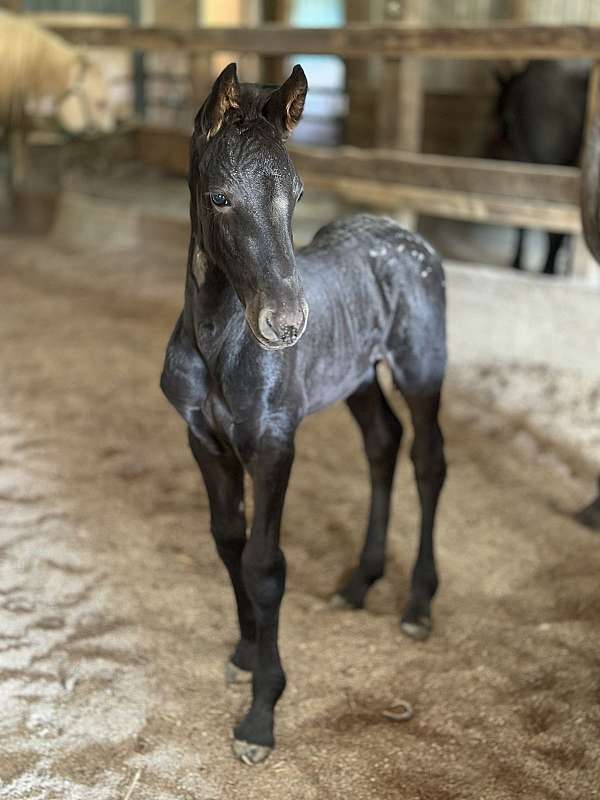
[196,62,240,140]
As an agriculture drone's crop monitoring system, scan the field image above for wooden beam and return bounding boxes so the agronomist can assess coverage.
[136,128,581,233]
[343,0,373,147]
[377,0,422,229]
[505,0,529,21]
[289,145,580,205]
[261,0,290,84]
[49,23,600,60]
[309,177,581,233]
[377,0,423,151]
[137,128,581,204]
[24,13,129,28]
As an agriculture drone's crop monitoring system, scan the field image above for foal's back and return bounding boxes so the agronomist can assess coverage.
[294,214,447,413]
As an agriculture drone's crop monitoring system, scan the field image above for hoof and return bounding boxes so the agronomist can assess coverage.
[329,593,361,610]
[232,738,272,765]
[225,661,253,686]
[400,616,432,641]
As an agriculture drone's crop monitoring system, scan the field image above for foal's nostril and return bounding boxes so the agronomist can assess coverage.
[256,306,305,346]
[257,308,281,342]
[280,325,298,344]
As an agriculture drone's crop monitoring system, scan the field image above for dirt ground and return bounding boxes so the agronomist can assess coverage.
[1,234,599,800]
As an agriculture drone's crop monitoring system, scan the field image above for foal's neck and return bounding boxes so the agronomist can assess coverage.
[185,235,243,349]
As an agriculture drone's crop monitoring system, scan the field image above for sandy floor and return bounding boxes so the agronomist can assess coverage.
[1,235,599,800]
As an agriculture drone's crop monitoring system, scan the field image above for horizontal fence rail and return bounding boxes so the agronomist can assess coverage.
[50,23,600,60]
[136,128,582,233]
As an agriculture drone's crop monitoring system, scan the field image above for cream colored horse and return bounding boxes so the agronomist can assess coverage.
[0,10,114,135]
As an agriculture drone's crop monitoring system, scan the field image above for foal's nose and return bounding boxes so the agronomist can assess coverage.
[258,306,306,346]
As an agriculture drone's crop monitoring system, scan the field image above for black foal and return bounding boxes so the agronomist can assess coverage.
[161,63,447,764]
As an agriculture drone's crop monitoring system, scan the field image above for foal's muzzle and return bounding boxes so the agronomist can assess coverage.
[246,290,309,351]
[257,305,308,348]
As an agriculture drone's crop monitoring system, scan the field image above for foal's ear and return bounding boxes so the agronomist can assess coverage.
[196,62,240,140]
[262,65,308,139]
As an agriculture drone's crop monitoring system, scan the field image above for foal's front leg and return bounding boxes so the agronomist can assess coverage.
[233,434,295,765]
[188,430,256,680]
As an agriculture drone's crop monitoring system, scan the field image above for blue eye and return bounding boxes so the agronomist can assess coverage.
[210,193,230,207]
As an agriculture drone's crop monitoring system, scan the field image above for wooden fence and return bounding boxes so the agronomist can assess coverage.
[45,22,600,275]
[49,22,600,59]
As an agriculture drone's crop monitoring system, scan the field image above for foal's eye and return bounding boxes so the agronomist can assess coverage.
[210,193,230,208]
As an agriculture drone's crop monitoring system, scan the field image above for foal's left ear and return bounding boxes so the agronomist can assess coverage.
[262,65,308,139]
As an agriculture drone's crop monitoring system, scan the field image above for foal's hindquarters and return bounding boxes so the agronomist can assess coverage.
[325,219,448,639]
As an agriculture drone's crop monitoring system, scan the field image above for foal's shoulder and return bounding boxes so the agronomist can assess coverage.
[160,313,208,425]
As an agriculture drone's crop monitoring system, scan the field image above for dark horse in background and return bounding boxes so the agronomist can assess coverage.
[494,60,589,274]
[500,60,600,527]
[161,64,447,763]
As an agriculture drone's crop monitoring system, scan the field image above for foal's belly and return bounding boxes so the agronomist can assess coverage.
[297,266,387,417]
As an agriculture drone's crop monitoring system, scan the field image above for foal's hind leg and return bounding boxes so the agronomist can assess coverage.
[188,430,256,683]
[332,377,403,608]
[398,390,446,640]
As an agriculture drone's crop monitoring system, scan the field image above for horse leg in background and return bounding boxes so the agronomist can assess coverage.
[7,127,28,188]
[187,431,257,683]
[543,232,566,275]
[5,126,30,229]
[575,476,600,531]
[512,227,525,270]
[233,433,295,764]
[397,390,447,640]
[332,375,403,609]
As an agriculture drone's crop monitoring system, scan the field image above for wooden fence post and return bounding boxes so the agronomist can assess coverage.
[261,0,290,84]
[344,0,374,147]
[377,0,423,229]
[505,0,529,21]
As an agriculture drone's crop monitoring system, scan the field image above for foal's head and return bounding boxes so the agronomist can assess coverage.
[191,63,309,351]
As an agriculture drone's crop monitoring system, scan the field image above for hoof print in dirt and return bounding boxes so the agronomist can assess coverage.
[232,738,272,765]
[225,661,253,686]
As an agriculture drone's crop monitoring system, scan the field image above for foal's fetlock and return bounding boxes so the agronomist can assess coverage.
[332,575,368,609]
[332,563,382,609]
[233,705,275,765]
[226,638,256,685]
[400,593,433,641]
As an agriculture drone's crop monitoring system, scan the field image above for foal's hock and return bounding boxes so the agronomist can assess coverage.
[161,63,447,765]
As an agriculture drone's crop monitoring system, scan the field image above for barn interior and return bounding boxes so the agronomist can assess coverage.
[1,1,600,798]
